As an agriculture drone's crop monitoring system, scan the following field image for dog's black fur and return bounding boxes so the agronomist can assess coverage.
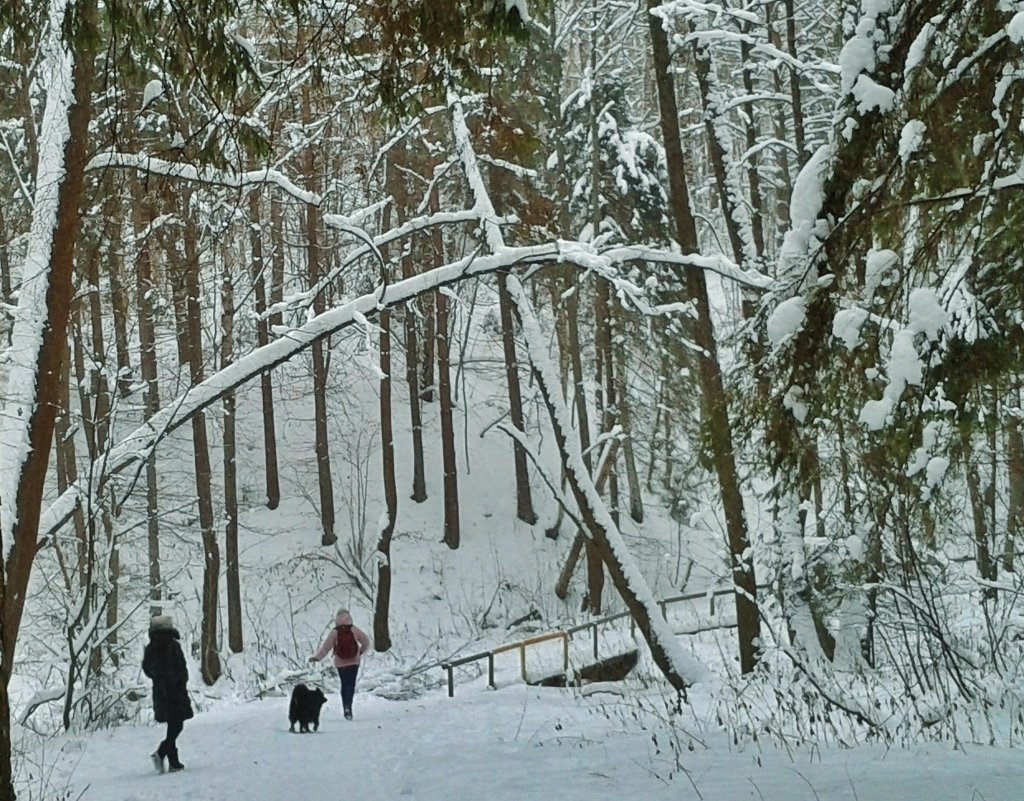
[289,683,328,733]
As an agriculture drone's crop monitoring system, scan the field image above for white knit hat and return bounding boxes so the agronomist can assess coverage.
[150,614,174,630]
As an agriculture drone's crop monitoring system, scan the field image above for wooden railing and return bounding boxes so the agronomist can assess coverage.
[440,585,746,697]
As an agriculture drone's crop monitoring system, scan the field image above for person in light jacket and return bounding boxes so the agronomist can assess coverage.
[143,615,193,772]
[309,609,372,720]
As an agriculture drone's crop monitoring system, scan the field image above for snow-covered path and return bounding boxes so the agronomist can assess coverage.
[40,682,1020,801]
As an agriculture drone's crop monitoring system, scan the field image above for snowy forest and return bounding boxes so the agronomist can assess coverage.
[1,0,1023,798]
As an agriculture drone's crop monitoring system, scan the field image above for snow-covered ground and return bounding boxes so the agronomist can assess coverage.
[33,680,1019,801]
[9,262,1023,800]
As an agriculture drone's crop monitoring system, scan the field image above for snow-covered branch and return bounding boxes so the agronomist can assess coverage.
[85,151,320,206]
[36,242,560,543]
[267,208,510,317]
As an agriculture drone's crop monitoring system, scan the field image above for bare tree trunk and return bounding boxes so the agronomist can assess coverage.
[613,331,644,523]
[1007,386,1023,573]
[690,37,750,267]
[133,198,163,613]
[863,502,885,666]
[372,197,399,651]
[170,241,192,369]
[647,0,761,673]
[222,249,242,654]
[249,189,281,509]
[389,164,428,502]
[108,209,133,397]
[374,303,397,651]
[55,349,87,575]
[962,425,996,597]
[269,191,285,329]
[182,211,222,684]
[497,272,537,524]
[86,209,118,665]
[0,205,11,303]
[554,439,620,600]
[592,279,618,613]
[987,386,999,582]
[438,286,459,549]
[432,187,460,549]
[303,84,336,547]
[739,17,766,261]
[784,0,807,162]
[564,283,603,613]
[420,290,436,404]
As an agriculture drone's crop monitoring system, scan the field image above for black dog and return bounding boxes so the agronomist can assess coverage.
[289,683,328,733]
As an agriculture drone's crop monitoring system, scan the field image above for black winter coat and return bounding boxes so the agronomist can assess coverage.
[142,627,194,723]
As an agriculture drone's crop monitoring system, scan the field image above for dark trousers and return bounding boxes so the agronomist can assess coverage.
[336,665,359,710]
[159,719,184,762]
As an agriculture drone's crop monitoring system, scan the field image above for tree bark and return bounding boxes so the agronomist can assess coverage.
[962,426,996,596]
[374,304,397,651]
[86,210,118,665]
[1007,389,1023,573]
[613,331,644,523]
[181,210,222,684]
[591,279,618,613]
[108,207,133,397]
[372,197,399,651]
[222,249,242,654]
[432,187,460,549]
[565,283,603,613]
[389,162,428,502]
[0,205,11,304]
[784,0,807,162]
[55,344,87,577]
[420,290,436,404]
[133,197,163,613]
[497,272,537,524]
[303,83,336,547]
[249,189,281,509]
[554,438,620,600]
[739,18,766,261]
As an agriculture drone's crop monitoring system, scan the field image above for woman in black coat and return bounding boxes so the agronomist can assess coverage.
[142,615,193,772]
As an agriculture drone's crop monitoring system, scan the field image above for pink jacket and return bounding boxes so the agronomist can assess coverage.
[312,611,372,668]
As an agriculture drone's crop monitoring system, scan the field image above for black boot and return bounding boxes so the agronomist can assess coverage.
[167,746,185,772]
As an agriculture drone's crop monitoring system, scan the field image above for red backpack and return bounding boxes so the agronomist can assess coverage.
[334,624,359,659]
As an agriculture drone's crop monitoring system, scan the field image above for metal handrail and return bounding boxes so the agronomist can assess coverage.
[440,584,751,697]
